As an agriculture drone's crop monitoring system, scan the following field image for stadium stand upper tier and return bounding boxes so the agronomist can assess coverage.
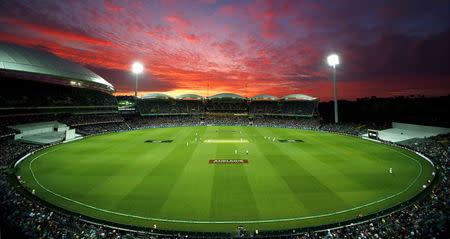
[137,93,205,115]
[205,93,248,113]
[0,42,117,116]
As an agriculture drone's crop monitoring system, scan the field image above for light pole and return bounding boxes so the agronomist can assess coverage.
[327,54,339,123]
[132,62,144,97]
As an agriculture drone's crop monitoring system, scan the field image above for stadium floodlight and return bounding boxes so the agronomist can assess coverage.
[327,54,339,123]
[132,62,144,74]
[327,54,339,67]
[131,62,144,97]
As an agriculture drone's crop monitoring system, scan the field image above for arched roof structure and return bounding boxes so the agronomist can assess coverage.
[250,94,279,100]
[176,94,203,100]
[281,94,318,101]
[0,42,114,92]
[141,93,173,100]
[208,93,246,100]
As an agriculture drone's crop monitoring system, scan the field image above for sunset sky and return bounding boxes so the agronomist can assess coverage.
[1,0,449,100]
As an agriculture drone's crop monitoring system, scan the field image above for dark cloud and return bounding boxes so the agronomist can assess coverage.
[342,28,450,80]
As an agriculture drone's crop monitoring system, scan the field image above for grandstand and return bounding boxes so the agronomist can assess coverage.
[175,94,204,114]
[0,42,121,144]
[205,93,248,113]
[133,92,319,117]
[249,94,279,114]
[279,94,319,116]
[136,93,205,115]
[249,94,319,117]
[137,93,177,115]
[0,42,117,116]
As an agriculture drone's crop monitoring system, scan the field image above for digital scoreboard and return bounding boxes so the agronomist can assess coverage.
[368,129,379,140]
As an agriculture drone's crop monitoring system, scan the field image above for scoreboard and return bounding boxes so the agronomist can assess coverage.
[368,129,379,140]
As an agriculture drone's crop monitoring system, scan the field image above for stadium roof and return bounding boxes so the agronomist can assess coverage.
[0,42,114,91]
[250,94,279,100]
[176,94,203,100]
[281,94,318,101]
[208,93,246,100]
[137,92,319,101]
[141,92,173,100]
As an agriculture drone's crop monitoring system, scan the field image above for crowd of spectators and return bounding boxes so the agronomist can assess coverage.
[123,116,201,129]
[0,141,39,167]
[249,101,279,114]
[75,122,130,135]
[278,101,317,116]
[0,114,123,128]
[135,98,318,116]
[1,77,117,108]
[205,102,248,112]
[0,115,60,127]
[0,116,448,238]
[72,116,387,138]
[252,118,320,130]
[137,100,204,115]
[0,173,154,238]
[60,114,124,127]
[203,116,249,125]
[0,126,17,139]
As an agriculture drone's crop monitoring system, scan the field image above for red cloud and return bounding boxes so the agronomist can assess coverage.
[184,33,200,42]
[165,14,191,27]
[216,5,240,16]
[145,24,174,41]
[263,20,283,38]
[211,39,242,58]
[0,17,112,47]
[0,32,129,76]
[104,0,124,11]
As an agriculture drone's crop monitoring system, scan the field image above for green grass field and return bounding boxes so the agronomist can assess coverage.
[16,126,435,232]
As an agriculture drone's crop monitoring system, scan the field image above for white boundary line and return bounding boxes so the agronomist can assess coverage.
[15,152,31,168]
[25,135,430,224]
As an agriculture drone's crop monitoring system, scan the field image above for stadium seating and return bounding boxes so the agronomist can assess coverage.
[134,93,319,116]
[249,100,280,114]
[0,77,117,108]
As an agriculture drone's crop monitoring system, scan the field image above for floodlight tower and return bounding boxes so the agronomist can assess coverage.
[327,54,339,123]
[132,62,144,97]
